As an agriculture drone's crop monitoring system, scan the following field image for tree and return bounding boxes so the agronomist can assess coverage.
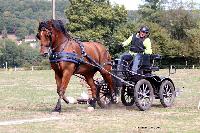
[0,39,43,68]
[0,0,69,39]
[16,27,29,40]
[138,0,165,23]
[161,7,197,40]
[18,43,43,67]
[159,1,200,58]
[1,26,7,38]
[65,0,127,55]
[136,0,200,60]
[0,39,20,67]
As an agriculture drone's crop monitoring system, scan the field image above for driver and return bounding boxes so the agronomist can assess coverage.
[119,26,152,73]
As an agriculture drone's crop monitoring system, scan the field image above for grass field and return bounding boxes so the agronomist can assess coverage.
[0,69,199,133]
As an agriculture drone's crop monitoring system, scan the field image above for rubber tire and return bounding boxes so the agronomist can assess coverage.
[159,80,175,107]
[134,79,154,111]
[121,84,135,106]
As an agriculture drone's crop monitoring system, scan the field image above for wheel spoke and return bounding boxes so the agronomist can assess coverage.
[126,97,132,102]
[125,96,130,101]
[142,84,145,93]
[145,90,150,95]
[99,95,105,99]
[138,94,143,100]
[165,85,170,92]
[143,84,147,93]
[138,87,143,99]
[139,87,142,94]
[99,92,109,100]
[163,85,167,93]
[167,88,172,93]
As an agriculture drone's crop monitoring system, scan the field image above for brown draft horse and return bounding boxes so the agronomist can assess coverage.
[36,19,115,112]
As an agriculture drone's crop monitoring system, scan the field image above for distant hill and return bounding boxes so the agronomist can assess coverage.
[0,0,69,40]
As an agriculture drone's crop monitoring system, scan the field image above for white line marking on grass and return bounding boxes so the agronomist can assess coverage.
[0,116,62,126]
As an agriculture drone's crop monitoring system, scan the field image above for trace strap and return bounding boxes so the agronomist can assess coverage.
[49,52,83,64]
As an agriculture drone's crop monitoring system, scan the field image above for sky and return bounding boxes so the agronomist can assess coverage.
[109,0,142,10]
[109,0,200,10]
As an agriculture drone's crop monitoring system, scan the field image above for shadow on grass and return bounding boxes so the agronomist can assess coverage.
[6,101,172,115]
[152,104,163,108]
[9,102,92,114]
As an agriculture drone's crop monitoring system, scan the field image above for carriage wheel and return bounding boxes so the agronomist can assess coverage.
[96,80,111,108]
[134,79,154,111]
[121,84,135,106]
[159,80,175,107]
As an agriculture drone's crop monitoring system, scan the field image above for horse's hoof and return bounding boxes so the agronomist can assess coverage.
[87,107,95,112]
[52,108,61,114]
[88,98,96,109]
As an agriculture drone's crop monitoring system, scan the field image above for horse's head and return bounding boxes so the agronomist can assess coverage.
[36,19,67,56]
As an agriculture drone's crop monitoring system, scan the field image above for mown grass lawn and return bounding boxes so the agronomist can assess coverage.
[0,69,199,133]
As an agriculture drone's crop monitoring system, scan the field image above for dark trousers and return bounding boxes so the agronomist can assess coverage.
[119,52,133,70]
[119,52,142,73]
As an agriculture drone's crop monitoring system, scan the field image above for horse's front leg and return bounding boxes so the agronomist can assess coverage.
[55,73,70,104]
[84,72,97,109]
[53,72,62,112]
[53,70,73,113]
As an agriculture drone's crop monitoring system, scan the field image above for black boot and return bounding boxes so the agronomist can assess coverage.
[88,98,97,109]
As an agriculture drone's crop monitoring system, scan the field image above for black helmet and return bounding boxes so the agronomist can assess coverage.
[140,26,150,34]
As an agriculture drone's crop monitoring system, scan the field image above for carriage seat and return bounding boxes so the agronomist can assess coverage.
[138,54,161,72]
[111,54,161,73]
[151,54,162,60]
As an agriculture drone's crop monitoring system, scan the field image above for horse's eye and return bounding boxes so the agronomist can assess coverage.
[46,34,50,38]
[36,33,40,40]
[44,32,52,39]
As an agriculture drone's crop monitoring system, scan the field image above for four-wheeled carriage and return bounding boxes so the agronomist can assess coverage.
[96,54,176,111]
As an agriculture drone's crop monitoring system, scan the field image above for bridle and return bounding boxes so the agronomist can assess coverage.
[36,27,68,55]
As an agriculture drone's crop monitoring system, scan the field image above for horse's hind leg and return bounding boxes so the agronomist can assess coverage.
[84,72,97,109]
[99,65,116,103]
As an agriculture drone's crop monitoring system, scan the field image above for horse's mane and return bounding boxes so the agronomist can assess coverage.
[38,19,71,38]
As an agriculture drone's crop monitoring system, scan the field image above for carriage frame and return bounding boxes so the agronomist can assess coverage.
[96,54,177,111]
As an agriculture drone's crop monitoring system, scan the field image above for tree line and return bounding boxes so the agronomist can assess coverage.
[66,0,200,66]
[0,0,69,40]
[0,0,200,68]
[0,0,68,68]
[0,39,46,68]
